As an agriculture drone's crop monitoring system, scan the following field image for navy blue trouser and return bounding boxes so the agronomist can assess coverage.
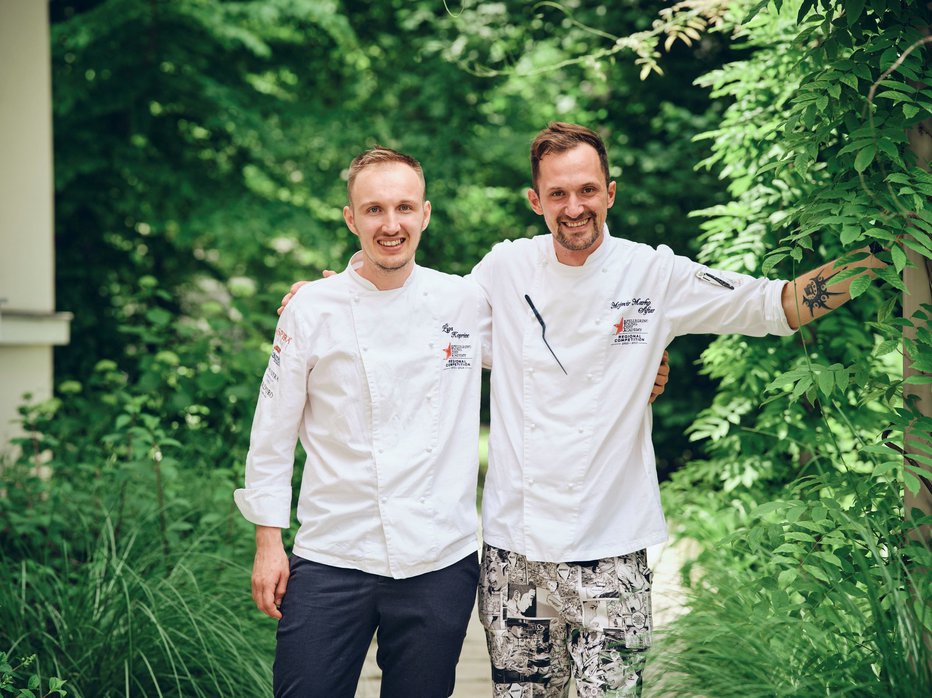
[273,552,479,698]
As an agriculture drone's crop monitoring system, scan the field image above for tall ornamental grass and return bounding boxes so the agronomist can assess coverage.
[1,513,273,698]
[1,362,275,696]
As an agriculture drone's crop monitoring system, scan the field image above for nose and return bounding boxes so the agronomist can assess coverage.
[565,194,584,218]
[382,213,401,234]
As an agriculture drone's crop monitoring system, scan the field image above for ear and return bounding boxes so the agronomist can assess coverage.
[421,200,432,231]
[607,181,617,209]
[527,188,543,215]
[343,205,359,238]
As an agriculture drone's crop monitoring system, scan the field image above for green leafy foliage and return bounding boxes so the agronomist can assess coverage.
[8,2,744,691]
[49,0,732,471]
[5,0,929,693]
[653,493,932,696]
[0,652,67,698]
[653,0,932,689]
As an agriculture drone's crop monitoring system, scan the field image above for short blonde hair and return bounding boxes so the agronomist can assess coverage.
[347,146,425,205]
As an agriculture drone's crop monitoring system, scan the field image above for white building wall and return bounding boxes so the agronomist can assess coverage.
[0,0,71,450]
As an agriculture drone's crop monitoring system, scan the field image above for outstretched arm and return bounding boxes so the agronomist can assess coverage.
[781,247,886,330]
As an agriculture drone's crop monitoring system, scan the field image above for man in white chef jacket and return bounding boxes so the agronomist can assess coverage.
[465,122,883,697]
[274,124,881,696]
[234,147,494,697]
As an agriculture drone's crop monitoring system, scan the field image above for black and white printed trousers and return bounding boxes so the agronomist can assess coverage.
[478,543,652,698]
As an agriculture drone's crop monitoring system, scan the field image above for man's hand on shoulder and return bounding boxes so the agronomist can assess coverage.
[276,270,336,316]
[277,281,310,316]
[251,526,290,620]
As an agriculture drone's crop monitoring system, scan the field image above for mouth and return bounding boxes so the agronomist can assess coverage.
[377,238,405,248]
[560,216,593,231]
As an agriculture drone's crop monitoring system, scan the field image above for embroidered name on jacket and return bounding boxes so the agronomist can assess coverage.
[610,297,655,346]
[440,322,473,370]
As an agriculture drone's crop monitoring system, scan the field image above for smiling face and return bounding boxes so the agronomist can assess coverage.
[527,143,616,267]
[343,161,431,289]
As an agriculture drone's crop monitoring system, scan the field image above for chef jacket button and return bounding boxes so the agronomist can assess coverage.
[529,423,536,430]
[380,497,387,504]
[378,448,383,454]
[528,478,535,486]
[586,373,593,381]
[425,446,433,453]
[353,295,360,302]
[419,497,425,504]
[601,268,607,273]
[528,367,534,374]
[578,427,584,434]
[362,346,368,352]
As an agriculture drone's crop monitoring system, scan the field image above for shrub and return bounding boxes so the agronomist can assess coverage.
[656,474,931,697]
[0,652,66,698]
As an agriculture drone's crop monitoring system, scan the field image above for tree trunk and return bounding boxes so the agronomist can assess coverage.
[903,112,932,543]
[903,107,932,675]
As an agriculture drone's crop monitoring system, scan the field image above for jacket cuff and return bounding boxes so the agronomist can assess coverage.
[769,280,796,336]
[233,487,292,528]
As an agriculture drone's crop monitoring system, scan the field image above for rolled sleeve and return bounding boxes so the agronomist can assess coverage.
[765,279,795,336]
[233,486,292,528]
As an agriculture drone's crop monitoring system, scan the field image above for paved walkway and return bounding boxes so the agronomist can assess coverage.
[356,539,689,697]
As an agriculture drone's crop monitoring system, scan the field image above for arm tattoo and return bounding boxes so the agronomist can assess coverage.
[802,268,844,316]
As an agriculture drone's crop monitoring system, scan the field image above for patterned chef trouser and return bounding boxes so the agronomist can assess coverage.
[478,543,652,698]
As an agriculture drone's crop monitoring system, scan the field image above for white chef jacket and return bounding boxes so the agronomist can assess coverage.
[234,256,492,579]
[470,230,795,563]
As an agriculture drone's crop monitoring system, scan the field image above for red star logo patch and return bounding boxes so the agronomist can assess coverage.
[443,342,452,359]
[614,318,625,335]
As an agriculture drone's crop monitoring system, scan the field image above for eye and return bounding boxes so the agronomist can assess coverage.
[582,186,596,194]
[550,190,564,198]
[366,206,381,214]
[399,203,413,212]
